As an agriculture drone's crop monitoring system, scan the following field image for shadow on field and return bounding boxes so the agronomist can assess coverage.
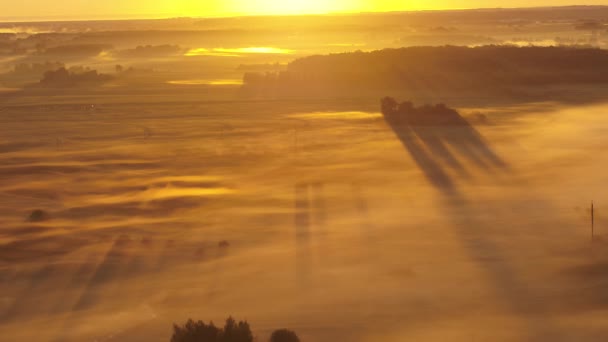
[382,104,507,197]
[383,105,567,340]
[293,182,330,283]
[73,235,133,311]
[294,183,312,283]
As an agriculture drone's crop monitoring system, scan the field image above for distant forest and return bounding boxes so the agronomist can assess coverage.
[242,46,608,96]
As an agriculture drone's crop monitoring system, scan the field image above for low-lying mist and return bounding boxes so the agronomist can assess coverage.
[2,6,608,342]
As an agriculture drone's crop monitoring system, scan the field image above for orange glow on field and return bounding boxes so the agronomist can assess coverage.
[184,47,294,57]
[168,79,243,85]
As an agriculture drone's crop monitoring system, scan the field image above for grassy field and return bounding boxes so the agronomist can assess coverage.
[1,86,608,341]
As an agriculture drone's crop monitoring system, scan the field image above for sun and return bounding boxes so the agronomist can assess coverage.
[158,0,474,18]
[167,0,324,17]
[238,0,335,15]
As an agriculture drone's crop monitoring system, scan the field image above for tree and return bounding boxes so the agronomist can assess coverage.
[398,101,414,114]
[41,67,70,84]
[171,317,253,342]
[381,96,398,114]
[269,329,300,342]
[171,319,220,342]
[219,317,253,342]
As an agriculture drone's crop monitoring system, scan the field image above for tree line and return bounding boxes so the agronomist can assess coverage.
[171,317,300,342]
[241,45,608,96]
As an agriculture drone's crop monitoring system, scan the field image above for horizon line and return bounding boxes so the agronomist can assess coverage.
[0,5,605,25]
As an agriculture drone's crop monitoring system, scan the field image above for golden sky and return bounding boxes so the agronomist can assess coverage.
[2,0,608,19]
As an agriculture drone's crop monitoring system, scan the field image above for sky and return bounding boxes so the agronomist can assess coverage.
[2,0,608,20]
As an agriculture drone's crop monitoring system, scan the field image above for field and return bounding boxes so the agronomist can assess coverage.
[1,87,608,341]
[2,6,608,342]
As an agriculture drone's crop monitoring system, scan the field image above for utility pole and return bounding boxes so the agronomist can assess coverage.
[591,201,595,242]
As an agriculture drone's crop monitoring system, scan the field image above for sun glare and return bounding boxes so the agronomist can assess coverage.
[2,1,600,20]
[166,0,416,17]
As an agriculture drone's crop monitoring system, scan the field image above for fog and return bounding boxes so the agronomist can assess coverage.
[2,6,608,342]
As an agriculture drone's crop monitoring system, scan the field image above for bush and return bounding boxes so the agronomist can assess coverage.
[269,329,300,342]
[28,209,49,222]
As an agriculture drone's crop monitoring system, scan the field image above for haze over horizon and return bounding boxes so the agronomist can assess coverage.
[3,1,608,21]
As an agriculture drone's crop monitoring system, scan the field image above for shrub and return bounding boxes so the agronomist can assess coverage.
[269,329,300,342]
[28,209,49,222]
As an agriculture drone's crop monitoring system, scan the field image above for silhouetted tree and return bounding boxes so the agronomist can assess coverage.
[381,96,398,114]
[28,209,49,222]
[39,67,112,87]
[380,99,468,126]
[398,101,414,113]
[171,317,253,342]
[243,72,265,87]
[269,329,300,342]
[42,67,69,84]
[219,317,253,342]
[243,46,608,97]
[171,319,220,342]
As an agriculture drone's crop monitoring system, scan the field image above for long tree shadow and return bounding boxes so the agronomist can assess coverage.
[0,263,58,322]
[72,235,133,311]
[438,125,508,170]
[443,196,565,341]
[389,126,458,197]
[382,99,564,340]
[408,125,470,176]
[295,183,312,284]
[382,99,508,192]
[293,181,331,285]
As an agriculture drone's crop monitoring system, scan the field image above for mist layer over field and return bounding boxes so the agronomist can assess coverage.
[2,6,608,342]
[1,92,608,341]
